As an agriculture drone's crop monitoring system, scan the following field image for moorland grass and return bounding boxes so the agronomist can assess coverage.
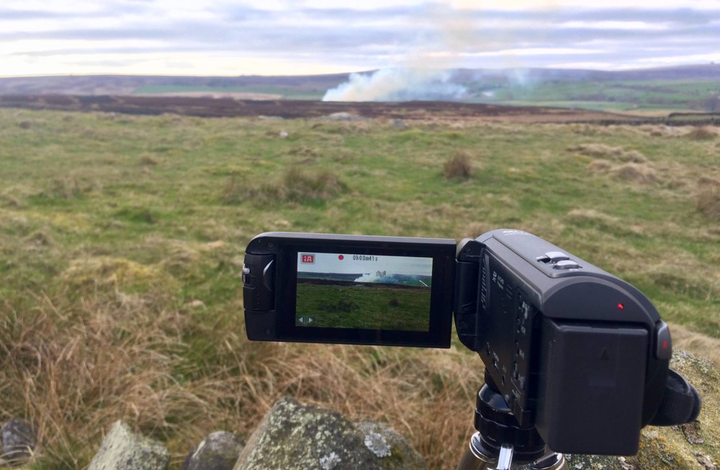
[0,109,719,469]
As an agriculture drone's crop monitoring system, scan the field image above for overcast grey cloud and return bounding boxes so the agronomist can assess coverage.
[1,1,719,76]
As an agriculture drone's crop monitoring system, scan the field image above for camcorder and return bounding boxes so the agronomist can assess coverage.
[242,229,701,462]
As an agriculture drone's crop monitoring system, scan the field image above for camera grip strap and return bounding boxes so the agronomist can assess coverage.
[649,369,702,426]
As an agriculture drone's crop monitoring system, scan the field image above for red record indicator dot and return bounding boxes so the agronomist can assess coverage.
[338,255,344,260]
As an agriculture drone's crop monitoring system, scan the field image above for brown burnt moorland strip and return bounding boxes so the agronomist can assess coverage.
[3,94,720,125]
[0,94,641,122]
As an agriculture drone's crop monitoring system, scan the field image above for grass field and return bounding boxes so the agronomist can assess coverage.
[0,108,719,469]
[132,79,720,112]
[133,84,325,100]
[296,282,431,331]
[473,79,720,112]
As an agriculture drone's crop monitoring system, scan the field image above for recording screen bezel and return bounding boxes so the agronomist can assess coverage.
[247,233,456,348]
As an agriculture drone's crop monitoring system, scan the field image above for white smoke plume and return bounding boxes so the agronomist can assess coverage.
[322,68,467,102]
[354,272,382,283]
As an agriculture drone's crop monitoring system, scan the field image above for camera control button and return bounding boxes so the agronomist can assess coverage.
[553,260,581,270]
[545,251,570,262]
[655,322,672,360]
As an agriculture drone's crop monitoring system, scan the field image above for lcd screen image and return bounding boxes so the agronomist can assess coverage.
[296,253,433,331]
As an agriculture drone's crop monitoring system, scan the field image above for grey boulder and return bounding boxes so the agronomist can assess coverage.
[183,431,245,470]
[87,421,170,470]
[0,418,36,466]
[233,398,427,470]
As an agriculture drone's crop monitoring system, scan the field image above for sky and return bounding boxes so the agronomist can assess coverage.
[1,0,720,77]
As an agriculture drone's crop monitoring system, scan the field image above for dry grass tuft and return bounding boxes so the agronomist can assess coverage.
[567,143,648,163]
[685,126,718,141]
[443,151,473,180]
[224,167,347,204]
[0,291,480,469]
[696,185,720,220]
[286,146,320,157]
[462,222,493,240]
[567,209,619,225]
[23,230,55,249]
[281,167,347,201]
[586,160,613,174]
[670,323,720,367]
[138,156,159,166]
[608,163,658,184]
[698,177,720,188]
[42,175,96,200]
[61,257,177,293]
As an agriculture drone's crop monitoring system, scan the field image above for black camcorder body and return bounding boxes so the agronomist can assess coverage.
[242,229,697,456]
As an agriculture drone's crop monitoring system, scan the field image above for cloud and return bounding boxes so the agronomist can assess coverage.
[1,1,719,76]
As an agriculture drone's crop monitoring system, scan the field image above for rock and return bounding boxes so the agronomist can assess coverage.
[696,453,719,470]
[183,431,245,470]
[279,131,289,139]
[391,119,407,129]
[323,112,366,122]
[232,398,427,470]
[1,418,37,466]
[87,421,170,470]
[564,454,630,469]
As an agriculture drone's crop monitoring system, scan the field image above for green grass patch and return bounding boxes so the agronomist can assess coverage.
[296,282,431,331]
[1,108,719,469]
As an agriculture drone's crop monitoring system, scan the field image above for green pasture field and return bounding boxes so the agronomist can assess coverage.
[0,108,718,469]
[296,282,431,331]
[133,84,324,100]
[476,79,720,111]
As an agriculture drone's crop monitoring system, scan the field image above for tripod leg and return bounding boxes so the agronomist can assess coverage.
[455,433,497,470]
[455,433,568,470]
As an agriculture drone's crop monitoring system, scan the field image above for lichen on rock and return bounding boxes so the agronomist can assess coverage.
[232,398,427,470]
[87,421,170,470]
[183,431,245,470]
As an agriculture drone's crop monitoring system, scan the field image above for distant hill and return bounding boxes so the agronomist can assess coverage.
[0,73,355,97]
[451,64,720,84]
[1,64,718,112]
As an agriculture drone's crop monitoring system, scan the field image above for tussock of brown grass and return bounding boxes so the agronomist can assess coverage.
[224,167,347,204]
[0,291,480,469]
[443,151,473,180]
[586,159,659,185]
[138,156,159,166]
[23,230,55,249]
[586,160,613,173]
[696,185,720,219]
[42,175,97,200]
[566,209,644,236]
[685,126,718,141]
[61,257,178,292]
[669,323,720,367]
[463,222,493,240]
[698,176,720,188]
[567,143,647,163]
[286,145,320,157]
[609,163,658,184]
